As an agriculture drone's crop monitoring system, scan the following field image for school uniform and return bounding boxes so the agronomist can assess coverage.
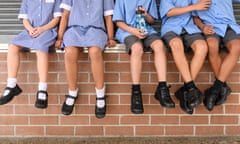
[160,0,202,37]
[192,0,240,37]
[113,0,159,43]
[11,0,62,53]
[60,0,114,50]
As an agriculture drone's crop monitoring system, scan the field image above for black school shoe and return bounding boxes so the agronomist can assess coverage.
[131,90,144,114]
[95,96,107,119]
[204,86,219,111]
[0,84,22,105]
[62,95,78,115]
[215,85,232,105]
[35,90,48,109]
[154,86,175,108]
[175,86,193,115]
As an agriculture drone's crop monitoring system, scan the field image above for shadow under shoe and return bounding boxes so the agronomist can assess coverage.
[215,85,232,105]
[0,84,22,105]
[131,90,144,114]
[62,95,78,115]
[175,86,193,115]
[95,96,107,119]
[204,87,219,111]
[154,86,175,108]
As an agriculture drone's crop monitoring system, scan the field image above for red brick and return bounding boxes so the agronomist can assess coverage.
[46,126,74,136]
[0,126,14,136]
[60,116,89,125]
[180,116,208,124]
[120,116,149,125]
[90,116,119,125]
[105,126,133,136]
[76,126,104,136]
[16,126,44,136]
[165,126,193,135]
[226,126,240,135]
[151,116,179,125]
[196,126,224,135]
[0,116,28,125]
[211,116,238,124]
[30,116,59,125]
[136,126,164,136]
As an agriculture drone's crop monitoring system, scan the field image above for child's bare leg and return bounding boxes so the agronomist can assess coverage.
[207,37,221,77]
[130,42,143,85]
[88,46,104,89]
[190,40,208,80]
[169,37,192,82]
[7,44,22,79]
[218,39,240,81]
[151,40,167,81]
[65,46,80,91]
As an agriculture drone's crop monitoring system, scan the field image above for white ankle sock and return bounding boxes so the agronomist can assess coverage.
[3,78,17,96]
[38,82,47,100]
[66,89,78,105]
[96,86,105,108]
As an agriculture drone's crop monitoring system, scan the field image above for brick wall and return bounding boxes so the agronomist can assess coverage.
[0,51,239,137]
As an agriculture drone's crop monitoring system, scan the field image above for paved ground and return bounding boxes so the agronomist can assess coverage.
[0,136,240,144]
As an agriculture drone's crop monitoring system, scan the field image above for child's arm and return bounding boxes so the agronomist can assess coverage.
[138,6,155,24]
[55,9,70,49]
[116,21,146,39]
[167,0,211,17]
[104,15,116,47]
[193,16,215,35]
[22,19,35,37]
[30,17,60,38]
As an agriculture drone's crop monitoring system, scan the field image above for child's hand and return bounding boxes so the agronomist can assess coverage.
[55,39,62,49]
[203,25,215,35]
[107,39,117,48]
[194,0,211,11]
[30,27,44,38]
[136,6,148,16]
[131,28,146,39]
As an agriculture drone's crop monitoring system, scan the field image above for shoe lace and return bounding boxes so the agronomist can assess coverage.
[132,91,142,104]
[160,85,171,98]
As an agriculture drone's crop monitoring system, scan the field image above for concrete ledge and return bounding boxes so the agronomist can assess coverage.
[0,136,239,144]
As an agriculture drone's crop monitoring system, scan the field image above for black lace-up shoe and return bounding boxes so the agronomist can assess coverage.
[155,86,175,108]
[204,87,219,111]
[175,86,193,115]
[215,85,231,105]
[131,90,144,114]
[186,87,202,109]
[0,84,22,105]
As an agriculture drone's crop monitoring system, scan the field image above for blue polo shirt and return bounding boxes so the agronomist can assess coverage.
[160,0,201,37]
[113,0,159,43]
[192,0,240,37]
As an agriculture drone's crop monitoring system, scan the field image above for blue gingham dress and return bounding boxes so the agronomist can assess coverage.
[10,0,62,53]
[60,0,114,50]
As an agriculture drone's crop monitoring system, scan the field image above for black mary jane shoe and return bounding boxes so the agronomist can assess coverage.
[95,97,107,119]
[175,86,193,115]
[35,90,48,109]
[0,84,22,105]
[62,95,78,116]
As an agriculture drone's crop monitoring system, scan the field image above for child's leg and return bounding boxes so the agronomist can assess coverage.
[61,46,80,115]
[206,37,221,77]
[35,50,49,108]
[151,40,167,82]
[169,37,192,82]
[88,46,106,118]
[64,46,80,91]
[189,39,208,80]
[130,42,144,85]
[88,46,104,89]
[0,44,23,105]
[218,39,240,82]
[7,44,22,80]
[151,39,175,108]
